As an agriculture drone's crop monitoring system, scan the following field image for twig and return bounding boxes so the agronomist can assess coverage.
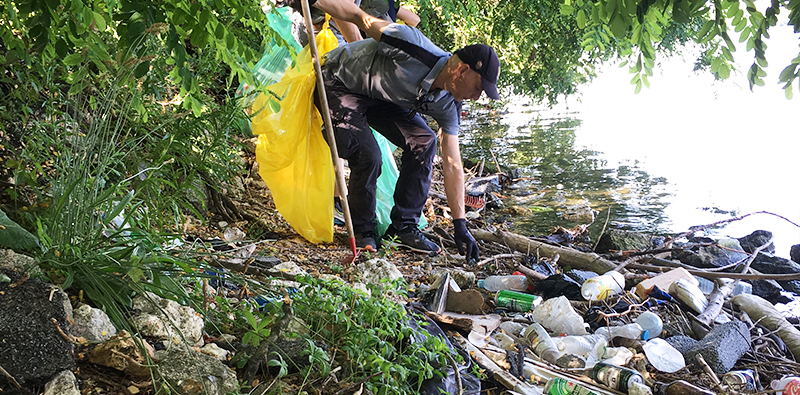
[626,262,800,280]
[0,364,21,389]
[332,372,382,395]
[656,210,799,250]
[475,253,520,267]
[515,261,548,281]
[489,149,502,175]
[593,206,612,252]
[695,354,722,391]
[444,352,464,395]
[51,318,79,344]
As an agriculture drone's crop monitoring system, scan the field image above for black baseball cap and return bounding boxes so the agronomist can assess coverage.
[455,44,500,100]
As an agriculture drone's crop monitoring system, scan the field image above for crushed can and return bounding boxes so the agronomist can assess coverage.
[723,369,758,391]
[494,290,542,312]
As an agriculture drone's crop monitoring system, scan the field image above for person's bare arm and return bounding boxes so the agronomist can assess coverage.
[333,18,363,42]
[312,0,390,41]
[440,132,466,220]
[396,6,420,27]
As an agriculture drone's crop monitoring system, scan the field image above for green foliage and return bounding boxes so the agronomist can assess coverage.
[0,208,40,250]
[411,0,597,104]
[560,0,800,94]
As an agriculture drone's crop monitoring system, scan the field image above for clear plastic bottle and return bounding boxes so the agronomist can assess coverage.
[635,311,663,339]
[581,271,625,301]
[555,334,607,356]
[595,323,645,340]
[478,275,529,292]
[522,323,561,363]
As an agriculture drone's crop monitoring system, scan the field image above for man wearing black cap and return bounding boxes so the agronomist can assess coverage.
[293,0,500,262]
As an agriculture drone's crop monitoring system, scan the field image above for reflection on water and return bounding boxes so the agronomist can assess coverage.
[460,103,676,242]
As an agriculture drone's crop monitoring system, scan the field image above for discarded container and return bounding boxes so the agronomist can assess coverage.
[589,362,644,392]
[544,377,599,395]
[595,323,644,340]
[491,331,517,351]
[555,334,607,356]
[635,268,698,299]
[733,281,753,296]
[629,381,653,395]
[643,338,685,373]
[636,311,663,339]
[495,290,542,312]
[522,323,561,363]
[722,369,758,392]
[654,380,715,395]
[532,296,588,335]
[478,274,529,292]
[601,346,634,366]
[669,278,708,313]
[771,376,800,392]
[581,271,625,301]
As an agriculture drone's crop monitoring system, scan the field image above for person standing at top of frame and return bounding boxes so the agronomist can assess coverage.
[286,0,500,263]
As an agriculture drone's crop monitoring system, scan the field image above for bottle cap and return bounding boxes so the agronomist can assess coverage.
[641,329,650,340]
[477,279,485,288]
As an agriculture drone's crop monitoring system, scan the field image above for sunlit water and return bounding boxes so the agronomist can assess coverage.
[460,24,800,258]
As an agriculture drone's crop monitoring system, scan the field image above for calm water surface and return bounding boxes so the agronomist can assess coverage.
[460,25,800,258]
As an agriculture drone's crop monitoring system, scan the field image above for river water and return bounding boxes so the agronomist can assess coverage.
[460,25,800,258]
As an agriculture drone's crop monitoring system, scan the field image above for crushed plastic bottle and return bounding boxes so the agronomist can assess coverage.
[581,271,625,301]
[669,278,708,313]
[532,295,588,335]
[554,334,607,356]
[478,274,529,292]
[595,323,645,340]
[636,311,663,339]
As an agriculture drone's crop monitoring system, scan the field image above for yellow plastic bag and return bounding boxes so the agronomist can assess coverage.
[251,19,338,243]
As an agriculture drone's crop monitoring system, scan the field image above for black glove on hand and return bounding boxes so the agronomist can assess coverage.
[453,218,479,264]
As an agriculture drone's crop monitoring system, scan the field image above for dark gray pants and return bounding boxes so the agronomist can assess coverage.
[316,78,436,235]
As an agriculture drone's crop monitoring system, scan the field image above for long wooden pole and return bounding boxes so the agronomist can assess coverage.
[300,0,358,259]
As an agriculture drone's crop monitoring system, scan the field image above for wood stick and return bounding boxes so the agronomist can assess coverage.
[515,262,548,281]
[472,229,618,274]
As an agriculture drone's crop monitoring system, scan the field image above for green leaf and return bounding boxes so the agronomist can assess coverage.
[93,11,107,31]
[577,10,587,28]
[718,62,730,78]
[609,14,627,38]
[785,84,793,99]
[215,23,225,40]
[560,4,575,15]
[63,53,84,66]
[268,98,281,113]
[778,64,797,82]
[0,209,40,250]
[634,79,642,93]
[135,60,150,78]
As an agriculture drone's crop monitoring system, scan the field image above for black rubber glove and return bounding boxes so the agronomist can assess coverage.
[453,218,479,264]
[283,0,317,14]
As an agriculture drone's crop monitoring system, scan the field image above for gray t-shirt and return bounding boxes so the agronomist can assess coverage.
[322,24,461,135]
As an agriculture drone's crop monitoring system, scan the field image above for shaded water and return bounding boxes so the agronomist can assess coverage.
[460,104,676,244]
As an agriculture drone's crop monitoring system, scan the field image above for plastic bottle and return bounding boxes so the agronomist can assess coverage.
[654,380,715,395]
[478,274,529,292]
[595,323,645,340]
[543,377,599,395]
[532,295,588,335]
[668,278,708,313]
[522,323,561,363]
[643,338,685,373]
[635,311,663,339]
[581,271,625,301]
[629,381,653,395]
[555,334,607,356]
[771,376,800,392]
[589,362,644,392]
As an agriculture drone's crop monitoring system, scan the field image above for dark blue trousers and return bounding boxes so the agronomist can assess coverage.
[316,78,437,235]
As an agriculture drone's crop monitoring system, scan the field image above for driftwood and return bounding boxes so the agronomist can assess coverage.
[472,229,618,274]
[692,279,735,338]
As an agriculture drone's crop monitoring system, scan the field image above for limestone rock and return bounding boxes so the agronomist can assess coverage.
[43,370,80,395]
[156,346,238,395]
[356,258,403,284]
[71,304,117,342]
[89,330,156,378]
[131,292,204,345]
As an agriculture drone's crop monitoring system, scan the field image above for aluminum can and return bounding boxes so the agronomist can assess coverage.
[722,370,758,391]
[494,290,542,312]
[544,377,598,395]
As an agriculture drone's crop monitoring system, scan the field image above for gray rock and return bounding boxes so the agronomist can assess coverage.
[356,258,403,284]
[665,335,698,354]
[131,292,204,345]
[685,320,751,374]
[752,279,784,303]
[0,249,37,271]
[561,203,595,223]
[43,370,80,395]
[595,229,654,254]
[748,253,800,294]
[738,230,775,254]
[156,346,239,395]
[791,244,800,264]
[673,238,749,269]
[0,270,74,385]
[71,304,117,342]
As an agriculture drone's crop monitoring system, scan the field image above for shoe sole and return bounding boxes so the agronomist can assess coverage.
[382,240,441,255]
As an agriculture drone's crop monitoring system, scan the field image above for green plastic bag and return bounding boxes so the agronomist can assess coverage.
[373,130,427,238]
